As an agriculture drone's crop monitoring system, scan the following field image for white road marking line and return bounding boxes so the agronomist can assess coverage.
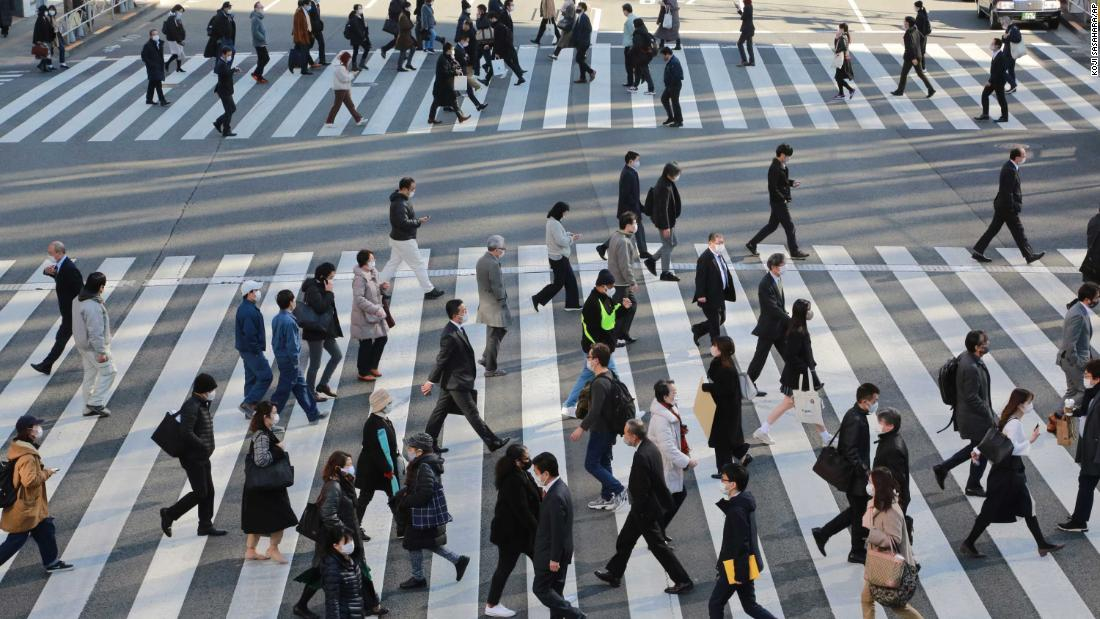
[849,43,931,130]
[881,43,977,130]
[699,44,746,129]
[957,44,1072,131]
[773,44,838,129]
[544,48,574,129]
[498,45,537,131]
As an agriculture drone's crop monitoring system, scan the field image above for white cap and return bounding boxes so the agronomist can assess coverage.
[241,280,263,296]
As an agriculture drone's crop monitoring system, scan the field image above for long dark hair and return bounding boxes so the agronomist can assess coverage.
[494,444,528,489]
[870,467,898,512]
[787,299,811,337]
[248,400,275,433]
[323,450,353,480]
[998,388,1033,431]
[714,335,735,369]
[547,201,570,220]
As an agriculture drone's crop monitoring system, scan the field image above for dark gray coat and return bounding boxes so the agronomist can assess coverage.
[533,478,574,569]
[953,351,995,442]
[1075,385,1100,476]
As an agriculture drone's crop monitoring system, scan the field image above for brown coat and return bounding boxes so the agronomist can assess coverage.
[396,12,415,50]
[292,7,313,46]
[864,501,915,565]
[0,440,53,534]
[540,0,556,18]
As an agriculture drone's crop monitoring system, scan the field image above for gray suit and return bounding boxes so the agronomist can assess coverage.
[938,351,995,490]
[476,251,511,372]
[1059,301,1094,406]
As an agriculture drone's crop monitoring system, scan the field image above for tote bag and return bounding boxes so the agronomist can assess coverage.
[831,52,844,69]
[793,373,824,426]
[453,75,468,92]
[661,12,673,29]
[491,58,507,76]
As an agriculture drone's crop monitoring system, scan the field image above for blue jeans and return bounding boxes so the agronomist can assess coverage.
[0,517,59,567]
[424,28,437,51]
[408,545,460,579]
[585,431,623,499]
[271,355,320,421]
[239,351,272,405]
[564,355,617,407]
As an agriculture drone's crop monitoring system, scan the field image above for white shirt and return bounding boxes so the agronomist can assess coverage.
[1003,417,1032,456]
[542,476,560,493]
[712,248,729,287]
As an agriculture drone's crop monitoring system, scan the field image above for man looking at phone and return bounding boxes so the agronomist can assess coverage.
[378,177,446,300]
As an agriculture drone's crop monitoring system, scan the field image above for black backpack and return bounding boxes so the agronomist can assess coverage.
[0,456,26,509]
[598,373,637,436]
[343,20,353,40]
[937,356,959,408]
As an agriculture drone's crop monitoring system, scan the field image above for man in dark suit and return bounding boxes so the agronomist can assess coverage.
[488,11,526,85]
[974,37,1009,123]
[745,253,788,396]
[454,32,488,111]
[709,462,777,619]
[212,46,239,137]
[595,419,694,594]
[812,383,877,565]
[890,15,934,98]
[142,29,171,106]
[933,330,995,496]
[31,241,84,375]
[531,452,586,619]
[736,0,754,66]
[971,146,1044,264]
[1081,204,1100,283]
[597,151,649,260]
[746,144,808,259]
[1059,359,1100,533]
[572,2,596,83]
[691,233,736,346]
[422,299,510,452]
[659,47,683,127]
[874,407,913,539]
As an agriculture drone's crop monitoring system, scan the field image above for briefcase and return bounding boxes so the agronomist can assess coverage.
[151,410,184,458]
[694,377,717,440]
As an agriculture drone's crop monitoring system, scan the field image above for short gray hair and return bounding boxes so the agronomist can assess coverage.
[48,240,66,254]
[625,418,646,439]
[487,235,506,251]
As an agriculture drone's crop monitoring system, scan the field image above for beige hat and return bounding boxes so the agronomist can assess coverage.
[369,388,392,412]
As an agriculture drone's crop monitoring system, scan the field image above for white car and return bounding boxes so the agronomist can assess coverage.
[975,0,1062,29]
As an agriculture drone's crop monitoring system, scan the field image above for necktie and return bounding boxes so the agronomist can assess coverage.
[717,254,729,287]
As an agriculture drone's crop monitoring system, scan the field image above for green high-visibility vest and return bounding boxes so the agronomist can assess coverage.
[581,297,620,344]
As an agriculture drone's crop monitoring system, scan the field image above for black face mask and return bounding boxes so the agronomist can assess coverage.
[520,459,532,471]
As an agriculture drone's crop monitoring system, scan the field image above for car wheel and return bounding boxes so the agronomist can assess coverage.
[1047,18,1060,29]
[989,8,999,29]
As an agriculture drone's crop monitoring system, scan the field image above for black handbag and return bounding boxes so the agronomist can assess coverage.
[813,431,852,491]
[244,452,295,490]
[293,299,333,333]
[296,501,323,542]
[382,18,398,34]
[151,410,184,458]
[977,426,1013,465]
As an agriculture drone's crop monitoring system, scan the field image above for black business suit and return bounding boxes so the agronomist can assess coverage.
[36,255,83,371]
[747,158,800,253]
[212,56,236,134]
[533,478,584,619]
[979,49,1009,120]
[604,438,691,583]
[973,160,1038,260]
[424,321,503,448]
[597,164,648,258]
[691,247,736,345]
[746,272,788,383]
[1080,211,1100,283]
[736,2,754,65]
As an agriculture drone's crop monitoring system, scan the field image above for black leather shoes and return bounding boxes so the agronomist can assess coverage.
[811,527,828,557]
[30,362,51,375]
[664,581,693,594]
[197,525,228,536]
[159,508,173,537]
[594,569,621,587]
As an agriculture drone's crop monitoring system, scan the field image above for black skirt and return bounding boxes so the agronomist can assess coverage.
[979,456,1033,524]
[241,485,299,534]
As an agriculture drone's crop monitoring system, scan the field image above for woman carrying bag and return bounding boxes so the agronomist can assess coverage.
[831,23,855,100]
[653,0,679,51]
[242,401,297,564]
[861,467,922,618]
[299,262,344,401]
[702,336,750,478]
[960,388,1064,559]
[293,451,388,618]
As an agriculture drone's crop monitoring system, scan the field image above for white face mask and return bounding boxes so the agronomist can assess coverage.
[1022,402,1035,417]
[408,191,416,199]
[1085,375,1096,388]
[33,427,43,440]
[867,401,879,415]
[368,259,377,269]
[271,413,280,425]
[251,290,262,302]
[375,404,390,417]
[207,390,217,401]
[340,541,355,555]
[152,35,160,42]
[341,465,356,476]
[630,160,640,170]
[406,449,418,461]
[806,309,814,321]
[866,482,875,496]
[720,480,735,497]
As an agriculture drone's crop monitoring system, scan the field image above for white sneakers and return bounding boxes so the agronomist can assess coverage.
[561,405,577,419]
[820,431,834,444]
[753,427,775,445]
[485,604,517,617]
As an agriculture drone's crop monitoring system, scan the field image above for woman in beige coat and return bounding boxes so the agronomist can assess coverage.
[861,467,922,619]
[0,415,73,573]
[351,249,389,381]
[532,0,558,45]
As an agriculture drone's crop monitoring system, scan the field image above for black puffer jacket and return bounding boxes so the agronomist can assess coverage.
[398,453,448,550]
[321,552,365,618]
[178,394,215,459]
[318,476,364,564]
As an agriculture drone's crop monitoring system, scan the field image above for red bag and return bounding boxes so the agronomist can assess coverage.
[32,43,49,59]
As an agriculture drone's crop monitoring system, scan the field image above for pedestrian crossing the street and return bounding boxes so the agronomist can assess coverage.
[0,242,1097,617]
[1,41,1098,142]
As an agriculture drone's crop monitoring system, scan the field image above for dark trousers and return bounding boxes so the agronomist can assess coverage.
[1071,473,1100,523]
[315,32,326,63]
[356,336,388,376]
[481,326,507,372]
[146,79,167,103]
[39,315,72,368]
[215,92,236,131]
[533,565,583,618]
[612,286,636,339]
[240,350,273,405]
[897,60,933,93]
[708,578,776,619]
[1006,54,1017,88]
[487,546,529,605]
[0,517,59,567]
[737,33,754,64]
[381,34,397,54]
[981,83,1008,119]
[662,489,687,529]
[253,46,270,78]
[534,17,560,43]
[747,335,786,383]
[575,44,592,79]
[165,53,183,72]
[533,256,580,309]
[425,388,501,448]
[351,43,370,68]
[939,439,987,490]
[355,485,396,523]
[597,218,649,257]
[748,202,799,253]
[692,304,725,345]
[165,457,214,528]
[605,509,691,583]
[623,47,634,85]
[327,89,363,123]
[973,209,1036,258]
[819,491,869,553]
[919,37,928,70]
[714,443,750,473]
[661,84,683,122]
[633,61,654,91]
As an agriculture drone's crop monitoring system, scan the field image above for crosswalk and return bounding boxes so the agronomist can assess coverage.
[0,243,1097,617]
[1,41,1098,141]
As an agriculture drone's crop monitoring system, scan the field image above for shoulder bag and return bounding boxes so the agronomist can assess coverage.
[866,536,918,607]
[296,501,323,541]
[976,426,1013,465]
[793,371,824,426]
[243,435,295,490]
[151,410,184,458]
[293,297,333,332]
[813,431,851,491]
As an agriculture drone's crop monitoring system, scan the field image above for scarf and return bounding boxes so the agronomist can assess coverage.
[660,401,690,455]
